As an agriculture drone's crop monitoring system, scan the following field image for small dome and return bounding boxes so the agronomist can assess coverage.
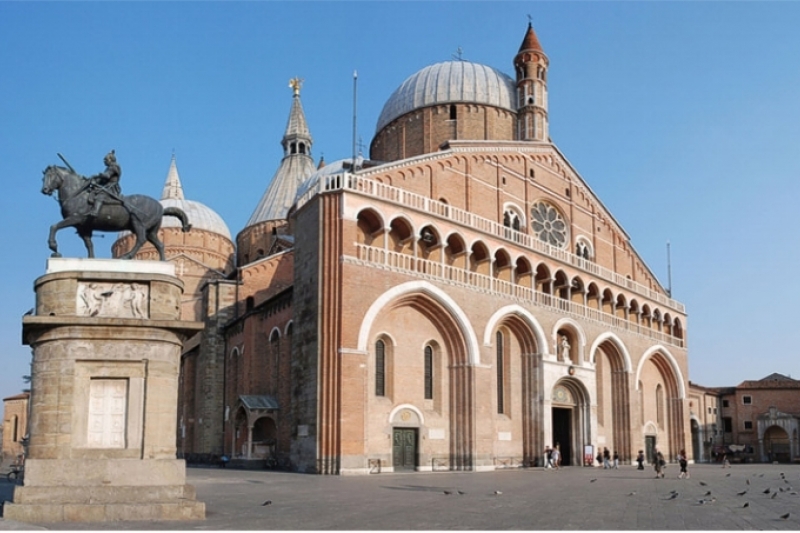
[160,197,232,241]
[375,61,516,133]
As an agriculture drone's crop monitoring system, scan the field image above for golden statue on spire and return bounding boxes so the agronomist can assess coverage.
[289,77,304,96]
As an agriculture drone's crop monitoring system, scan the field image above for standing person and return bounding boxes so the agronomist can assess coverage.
[636,450,645,470]
[654,449,666,478]
[678,449,689,479]
[551,444,561,470]
[544,445,552,469]
[613,450,620,469]
[603,447,611,469]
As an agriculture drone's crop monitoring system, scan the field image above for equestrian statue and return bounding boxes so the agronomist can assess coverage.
[41,150,191,260]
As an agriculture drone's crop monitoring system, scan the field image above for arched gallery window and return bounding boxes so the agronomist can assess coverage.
[496,332,505,414]
[424,345,434,400]
[375,340,386,397]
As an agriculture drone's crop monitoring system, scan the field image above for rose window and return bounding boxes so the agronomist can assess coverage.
[531,202,568,248]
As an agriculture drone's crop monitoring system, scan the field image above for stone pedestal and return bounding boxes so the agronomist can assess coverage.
[4,258,205,522]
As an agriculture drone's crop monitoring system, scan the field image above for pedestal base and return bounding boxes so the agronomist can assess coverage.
[3,457,205,522]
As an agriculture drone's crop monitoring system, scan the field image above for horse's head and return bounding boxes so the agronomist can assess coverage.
[41,166,60,196]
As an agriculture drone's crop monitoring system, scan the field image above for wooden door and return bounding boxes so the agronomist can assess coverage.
[392,428,417,470]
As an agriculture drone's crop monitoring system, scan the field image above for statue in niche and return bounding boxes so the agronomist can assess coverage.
[559,335,571,363]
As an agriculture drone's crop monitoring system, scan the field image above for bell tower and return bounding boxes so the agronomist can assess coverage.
[514,21,549,142]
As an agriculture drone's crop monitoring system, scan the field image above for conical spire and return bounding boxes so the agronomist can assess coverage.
[519,21,545,55]
[282,77,312,151]
[245,79,317,227]
[161,154,185,200]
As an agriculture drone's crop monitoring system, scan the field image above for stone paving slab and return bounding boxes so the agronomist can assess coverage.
[2,463,800,529]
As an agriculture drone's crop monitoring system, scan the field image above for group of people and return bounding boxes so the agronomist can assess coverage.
[544,444,562,469]
[595,447,620,469]
[542,446,702,479]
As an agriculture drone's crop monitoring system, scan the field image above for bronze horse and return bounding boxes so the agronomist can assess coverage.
[41,165,191,260]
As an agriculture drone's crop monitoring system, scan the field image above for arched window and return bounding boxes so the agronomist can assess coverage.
[496,331,505,414]
[656,384,664,428]
[375,340,386,397]
[424,345,434,400]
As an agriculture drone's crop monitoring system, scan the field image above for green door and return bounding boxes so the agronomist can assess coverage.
[393,428,417,470]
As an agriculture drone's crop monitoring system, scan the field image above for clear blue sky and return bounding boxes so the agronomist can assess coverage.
[2,1,800,401]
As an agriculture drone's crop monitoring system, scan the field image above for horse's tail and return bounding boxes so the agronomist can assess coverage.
[163,207,192,232]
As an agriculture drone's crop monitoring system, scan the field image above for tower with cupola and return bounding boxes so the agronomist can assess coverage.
[514,22,549,142]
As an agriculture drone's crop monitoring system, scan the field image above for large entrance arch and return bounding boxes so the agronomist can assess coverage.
[550,378,591,466]
[764,425,791,463]
[592,335,632,462]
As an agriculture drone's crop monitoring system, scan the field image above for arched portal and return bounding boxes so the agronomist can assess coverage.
[550,378,591,466]
[592,338,632,462]
[764,425,791,463]
[636,348,685,460]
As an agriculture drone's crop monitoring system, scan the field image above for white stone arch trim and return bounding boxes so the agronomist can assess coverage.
[349,203,387,226]
[283,320,294,336]
[268,327,282,342]
[643,421,658,435]
[588,332,633,372]
[552,318,587,363]
[373,331,398,348]
[482,305,548,355]
[634,345,687,399]
[574,234,594,259]
[549,376,593,407]
[388,403,425,427]
[502,201,527,227]
[387,213,415,231]
[357,280,480,366]
[230,346,241,359]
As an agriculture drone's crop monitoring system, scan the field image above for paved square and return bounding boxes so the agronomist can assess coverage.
[2,463,800,529]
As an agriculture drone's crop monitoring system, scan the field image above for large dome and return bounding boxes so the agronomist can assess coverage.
[161,197,231,241]
[375,61,516,133]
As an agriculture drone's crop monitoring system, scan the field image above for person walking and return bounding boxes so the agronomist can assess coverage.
[636,450,645,470]
[654,449,666,478]
[613,450,620,469]
[544,445,553,469]
[602,447,611,469]
[678,449,689,479]
[551,444,561,470]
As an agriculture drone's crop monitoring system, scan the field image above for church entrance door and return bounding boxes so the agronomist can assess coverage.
[552,408,572,466]
[645,435,656,465]
[393,428,417,471]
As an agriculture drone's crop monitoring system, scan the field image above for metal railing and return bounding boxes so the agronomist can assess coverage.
[296,172,685,314]
[351,244,684,348]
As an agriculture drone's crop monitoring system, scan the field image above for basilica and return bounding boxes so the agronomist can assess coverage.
[111,22,691,474]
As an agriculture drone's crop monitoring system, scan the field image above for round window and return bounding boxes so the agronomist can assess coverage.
[531,202,568,248]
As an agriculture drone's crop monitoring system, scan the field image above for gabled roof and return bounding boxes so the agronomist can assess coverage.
[737,373,800,389]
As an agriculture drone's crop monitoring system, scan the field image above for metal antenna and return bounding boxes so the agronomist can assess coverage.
[666,241,672,297]
[352,70,358,171]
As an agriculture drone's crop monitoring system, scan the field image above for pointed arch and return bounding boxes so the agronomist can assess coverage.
[358,280,480,365]
[635,345,686,399]
[483,305,547,353]
[589,332,633,372]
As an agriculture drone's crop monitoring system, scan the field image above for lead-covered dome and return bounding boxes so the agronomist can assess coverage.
[157,156,231,240]
[375,61,516,133]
